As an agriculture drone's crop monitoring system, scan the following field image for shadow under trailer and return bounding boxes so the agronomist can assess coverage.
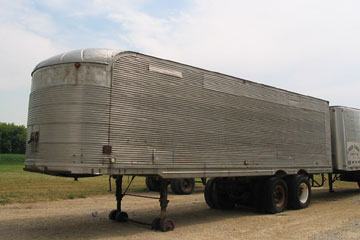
[25,49,360,231]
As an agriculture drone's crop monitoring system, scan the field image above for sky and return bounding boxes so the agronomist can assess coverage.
[0,0,359,126]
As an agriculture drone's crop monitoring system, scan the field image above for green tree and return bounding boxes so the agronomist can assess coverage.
[0,123,26,154]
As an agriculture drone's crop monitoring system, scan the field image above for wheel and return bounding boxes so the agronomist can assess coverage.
[151,217,161,230]
[170,179,179,193]
[171,178,195,194]
[146,176,161,192]
[160,218,175,232]
[109,209,117,220]
[287,175,311,209]
[204,178,218,209]
[115,211,128,222]
[253,179,265,213]
[211,178,235,209]
[263,177,288,214]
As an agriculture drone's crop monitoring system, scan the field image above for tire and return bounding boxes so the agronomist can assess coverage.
[109,209,117,220]
[263,177,288,214]
[170,178,195,195]
[211,178,235,209]
[170,179,179,193]
[287,175,311,210]
[151,217,161,230]
[146,176,161,192]
[160,218,175,232]
[204,178,218,209]
[115,211,128,222]
[253,179,265,213]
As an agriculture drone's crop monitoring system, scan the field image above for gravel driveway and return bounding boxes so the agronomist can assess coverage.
[1,187,360,240]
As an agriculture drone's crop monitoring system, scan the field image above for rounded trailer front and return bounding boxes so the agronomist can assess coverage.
[25,49,120,177]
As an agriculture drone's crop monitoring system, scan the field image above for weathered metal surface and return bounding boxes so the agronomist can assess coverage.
[330,106,360,171]
[32,48,121,75]
[26,62,112,176]
[26,49,333,178]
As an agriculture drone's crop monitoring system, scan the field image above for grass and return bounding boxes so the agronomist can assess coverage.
[0,154,148,205]
[313,174,358,189]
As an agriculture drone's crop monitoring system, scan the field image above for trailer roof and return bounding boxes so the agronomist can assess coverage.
[32,48,122,75]
[32,48,328,104]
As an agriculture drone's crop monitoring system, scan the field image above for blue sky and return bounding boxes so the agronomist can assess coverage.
[1,0,360,126]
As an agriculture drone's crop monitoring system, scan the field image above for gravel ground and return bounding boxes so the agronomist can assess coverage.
[1,187,360,240]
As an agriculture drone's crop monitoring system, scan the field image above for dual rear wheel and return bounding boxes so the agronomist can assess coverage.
[287,175,311,210]
[255,175,311,213]
[205,174,311,213]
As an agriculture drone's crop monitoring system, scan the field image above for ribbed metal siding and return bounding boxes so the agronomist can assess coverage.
[330,107,360,171]
[344,109,360,143]
[109,54,331,173]
[26,65,111,171]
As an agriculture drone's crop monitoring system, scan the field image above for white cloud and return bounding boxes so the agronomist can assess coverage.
[0,1,58,37]
[0,0,66,90]
[0,23,66,90]
[103,0,360,108]
[0,1,67,125]
[36,0,144,17]
[1,0,360,126]
[0,22,66,125]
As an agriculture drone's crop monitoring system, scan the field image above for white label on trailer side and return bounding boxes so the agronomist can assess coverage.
[347,142,360,166]
[149,65,183,78]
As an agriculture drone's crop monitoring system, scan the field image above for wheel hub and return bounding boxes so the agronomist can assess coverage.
[298,183,309,204]
[274,185,285,207]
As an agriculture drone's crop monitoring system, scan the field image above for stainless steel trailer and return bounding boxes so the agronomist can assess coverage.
[25,49,360,231]
[330,106,360,172]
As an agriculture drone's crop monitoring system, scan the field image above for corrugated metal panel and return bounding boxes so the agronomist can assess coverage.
[330,106,360,171]
[109,54,332,176]
[26,50,333,178]
[26,64,111,171]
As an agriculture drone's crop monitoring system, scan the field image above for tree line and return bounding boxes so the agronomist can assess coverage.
[0,123,26,154]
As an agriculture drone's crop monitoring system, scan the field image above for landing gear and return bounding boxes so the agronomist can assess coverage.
[108,176,128,222]
[328,173,335,193]
[152,179,175,232]
[109,176,174,232]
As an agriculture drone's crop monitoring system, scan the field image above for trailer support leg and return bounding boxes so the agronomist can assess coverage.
[108,176,129,222]
[328,173,334,193]
[152,179,175,232]
[116,176,123,212]
[201,177,207,185]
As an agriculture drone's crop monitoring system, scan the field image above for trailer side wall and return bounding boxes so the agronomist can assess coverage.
[107,53,332,178]
[25,50,333,178]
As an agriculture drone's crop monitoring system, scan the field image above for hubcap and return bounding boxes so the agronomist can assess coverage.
[182,179,192,191]
[274,185,285,207]
[298,183,309,204]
